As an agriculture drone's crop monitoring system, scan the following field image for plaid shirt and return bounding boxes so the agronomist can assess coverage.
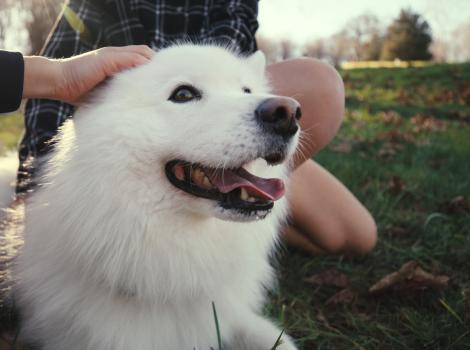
[18,0,259,193]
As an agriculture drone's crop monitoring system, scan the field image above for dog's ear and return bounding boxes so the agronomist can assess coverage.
[247,51,266,74]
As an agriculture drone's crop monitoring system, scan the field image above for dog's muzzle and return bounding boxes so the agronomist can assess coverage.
[255,97,302,139]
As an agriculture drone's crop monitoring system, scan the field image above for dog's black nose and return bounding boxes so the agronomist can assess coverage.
[255,97,301,138]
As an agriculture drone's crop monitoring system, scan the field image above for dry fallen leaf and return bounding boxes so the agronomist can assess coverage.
[440,196,470,214]
[385,224,411,237]
[398,89,411,105]
[304,269,349,288]
[369,260,450,295]
[379,111,402,125]
[329,141,353,153]
[387,176,406,194]
[315,309,330,326]
[326,288,357,306]
[315,310,341,332]
[377,141,404,159]
[411,114,447,132]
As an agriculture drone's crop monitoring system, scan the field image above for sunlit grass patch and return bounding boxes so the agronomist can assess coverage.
[270,62,470,349]
[0,112,23,156]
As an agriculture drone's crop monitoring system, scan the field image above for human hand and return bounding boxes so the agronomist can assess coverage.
[23,45,154,104]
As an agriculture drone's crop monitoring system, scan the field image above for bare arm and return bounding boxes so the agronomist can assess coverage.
[23,45,154,104]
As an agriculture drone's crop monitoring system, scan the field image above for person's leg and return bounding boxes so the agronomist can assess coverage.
[285,161,377,254]
[266,58,377,254]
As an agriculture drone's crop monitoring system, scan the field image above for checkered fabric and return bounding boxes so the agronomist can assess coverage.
[18,0,259,193]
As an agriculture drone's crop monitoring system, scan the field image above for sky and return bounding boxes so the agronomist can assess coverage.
[258,0,470,44]
[3,0,470,51]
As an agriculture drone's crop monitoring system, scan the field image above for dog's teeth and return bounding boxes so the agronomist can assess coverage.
[192,168,204,184]
[240,188,249,201]
[247,196,256,202]
[202,176,212,188]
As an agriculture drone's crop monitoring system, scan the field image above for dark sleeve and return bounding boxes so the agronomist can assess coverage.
[0,51,24,113]
[207,0,259,54]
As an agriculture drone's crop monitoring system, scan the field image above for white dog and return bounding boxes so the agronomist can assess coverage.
[14,45,301,350]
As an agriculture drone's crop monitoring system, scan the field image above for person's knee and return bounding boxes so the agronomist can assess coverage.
[349,214,378,254]
[319,230,349,254]
[318,214,378,254]
[292,58,344,148]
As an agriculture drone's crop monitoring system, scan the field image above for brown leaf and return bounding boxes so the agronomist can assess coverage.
[326,288,357,306]
[304,269,349,288]
[385,224,411,237]
[377,141,404,159]
[329,141,352,153]
[387,176,406,194]
[439,196,470,214]
[315,310,330,326]
[379,129,416,144]
[369,260,450,295]
[398,89,411,105]
[411,114,447,132]
[379,111,402,125]
[315,310,344,333]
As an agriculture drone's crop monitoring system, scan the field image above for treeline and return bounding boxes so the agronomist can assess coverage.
[1,3,469,65]
[258,9,470,65]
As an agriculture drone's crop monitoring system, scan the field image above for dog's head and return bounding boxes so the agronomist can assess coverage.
[77,45,300,222]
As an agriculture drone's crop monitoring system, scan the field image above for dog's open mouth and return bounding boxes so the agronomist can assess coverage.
[165,160,285,214]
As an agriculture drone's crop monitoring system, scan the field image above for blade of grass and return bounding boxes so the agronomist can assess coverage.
[270,329,284,350]
[212,301,223,350]
[439,298,464,325]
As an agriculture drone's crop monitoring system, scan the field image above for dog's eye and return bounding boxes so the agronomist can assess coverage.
[169,85,201,103]
[243,87,252,94]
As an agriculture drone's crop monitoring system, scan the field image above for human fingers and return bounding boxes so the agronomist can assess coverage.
[105,45,154,61]
[119,45,155,60]
[100,50,152,77]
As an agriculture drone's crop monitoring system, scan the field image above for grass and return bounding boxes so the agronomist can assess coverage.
[1,63,469,349]
[267,62,470,349]
[0,112,23,156]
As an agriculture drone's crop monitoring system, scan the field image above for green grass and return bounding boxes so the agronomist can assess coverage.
[268,63,470,349]
[0,63,469,349]
[0,112,23,156]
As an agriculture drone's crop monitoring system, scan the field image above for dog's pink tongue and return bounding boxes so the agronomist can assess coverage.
[207,168,285,201]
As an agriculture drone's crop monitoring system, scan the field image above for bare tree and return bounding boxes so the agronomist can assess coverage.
[304,13,385,66]
[430,39,449,62]
[327,30,354,67]
[0,0,63,53]
[302,38,327,60]
[24,0,64,54]
[256,35,281,64]
[279,39,296,60]
[0,0,16,46]
[449,21,470,62]
[346,13,384,60]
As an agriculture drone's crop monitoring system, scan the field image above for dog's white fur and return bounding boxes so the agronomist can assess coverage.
[14,45,299,350]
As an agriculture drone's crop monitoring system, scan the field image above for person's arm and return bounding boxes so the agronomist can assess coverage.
[207,0,259,54]
[23,46,153,104]
[0,46,152,114]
